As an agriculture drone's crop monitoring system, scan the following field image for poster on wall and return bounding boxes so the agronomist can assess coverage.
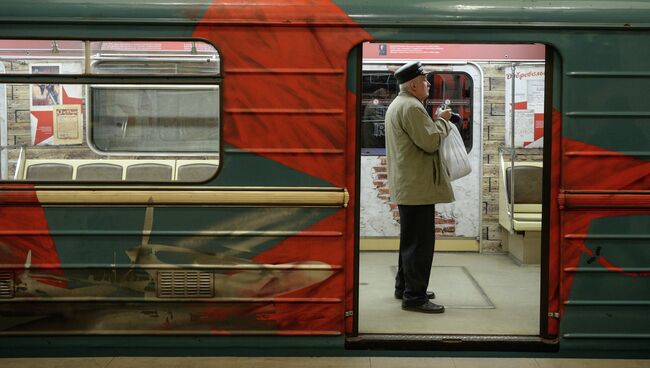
[29,64,61,146]
[53,105,83,145]
[30,63,84,146]
[504,64,545,148]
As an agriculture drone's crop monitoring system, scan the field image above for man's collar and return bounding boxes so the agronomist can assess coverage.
[398,91,424,103]
[398,91,415,98]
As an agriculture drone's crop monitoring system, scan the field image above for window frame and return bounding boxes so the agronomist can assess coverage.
[359,67,475,156]
[0,38,223,183]
[86,83,221,156]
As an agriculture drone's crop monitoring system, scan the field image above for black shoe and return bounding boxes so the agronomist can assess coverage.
[402,301,445,314]
[394,290,435,300]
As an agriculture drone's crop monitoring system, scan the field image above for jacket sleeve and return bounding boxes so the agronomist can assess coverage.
[402,104,449,154]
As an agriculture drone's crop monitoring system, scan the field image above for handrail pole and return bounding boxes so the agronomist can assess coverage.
[509,63,517,233]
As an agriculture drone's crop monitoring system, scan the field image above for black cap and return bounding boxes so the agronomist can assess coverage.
[394,61,426,84]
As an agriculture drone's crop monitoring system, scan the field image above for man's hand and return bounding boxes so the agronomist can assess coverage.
[436,108,452,121]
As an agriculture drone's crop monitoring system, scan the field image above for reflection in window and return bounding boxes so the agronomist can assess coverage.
[90,41,220,76]
[361,73,399,155]
[426,73,473,153]
[91,86,219,153]
[0,40,85,74]
[360,70,473,155]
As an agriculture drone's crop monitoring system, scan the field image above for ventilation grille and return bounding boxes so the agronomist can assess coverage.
[0,272,14,298]
[157,271,213,298]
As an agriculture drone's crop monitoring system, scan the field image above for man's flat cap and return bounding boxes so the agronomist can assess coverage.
[394,61,426,84]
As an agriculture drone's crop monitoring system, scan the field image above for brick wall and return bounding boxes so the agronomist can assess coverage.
[370,157,459,237]
[482,62,543,252]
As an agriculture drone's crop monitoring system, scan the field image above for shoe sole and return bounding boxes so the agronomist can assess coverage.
[401,305,445,314]
[394,293,435,300]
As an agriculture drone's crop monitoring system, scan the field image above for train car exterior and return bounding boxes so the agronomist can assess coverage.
[0,0,649,357]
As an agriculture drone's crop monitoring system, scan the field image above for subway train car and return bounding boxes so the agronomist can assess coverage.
[0,0,649,358]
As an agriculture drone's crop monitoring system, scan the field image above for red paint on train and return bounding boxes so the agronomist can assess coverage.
[0,186,64,287]
[193,0,371,186]
[563,139,650,190]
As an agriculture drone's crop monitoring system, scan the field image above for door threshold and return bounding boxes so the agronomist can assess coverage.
[345,334,558,352]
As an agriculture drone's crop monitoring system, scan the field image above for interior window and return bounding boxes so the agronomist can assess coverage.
[90,41,219,75]
[91,86,219,153]
[426,73,473,153]
[0,39,221,183]
[360,71,473,155]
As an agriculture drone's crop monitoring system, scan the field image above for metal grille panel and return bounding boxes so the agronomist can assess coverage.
[157,271,213,298]
[0,272,14,298]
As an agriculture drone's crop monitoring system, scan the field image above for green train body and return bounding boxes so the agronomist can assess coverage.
[0,0,649,357]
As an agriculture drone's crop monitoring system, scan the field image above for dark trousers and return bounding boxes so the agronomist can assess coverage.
[395,204,436,307]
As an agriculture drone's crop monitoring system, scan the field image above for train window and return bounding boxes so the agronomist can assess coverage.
[425,72,473,153]
[90,85,219,153]
[0,39,221,182]
[90,41,219,75]
[0,40,85,74]
[360,70,473,155]
[361,73,399,155]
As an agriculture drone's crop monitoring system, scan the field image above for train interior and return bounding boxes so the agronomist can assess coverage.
[357,42,546,336]
[0,40,221,184]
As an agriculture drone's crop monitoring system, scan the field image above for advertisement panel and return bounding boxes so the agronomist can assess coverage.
[504,65,545,148]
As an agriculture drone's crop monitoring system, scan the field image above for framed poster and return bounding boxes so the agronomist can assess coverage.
[53,105,83,145]
[29,64,62,145]
[504,64,545,148]
[30,65,61,106]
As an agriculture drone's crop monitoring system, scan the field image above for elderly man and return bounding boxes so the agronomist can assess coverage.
[385,61,454,313]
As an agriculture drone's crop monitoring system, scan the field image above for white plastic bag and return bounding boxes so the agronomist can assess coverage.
[440,120,471,181]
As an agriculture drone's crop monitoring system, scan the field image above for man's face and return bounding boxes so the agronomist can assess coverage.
[410,74,430,101]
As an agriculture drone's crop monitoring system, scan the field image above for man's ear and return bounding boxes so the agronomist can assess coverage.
[408,80,415,92]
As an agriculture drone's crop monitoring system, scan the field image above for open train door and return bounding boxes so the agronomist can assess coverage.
[348,42,560,351]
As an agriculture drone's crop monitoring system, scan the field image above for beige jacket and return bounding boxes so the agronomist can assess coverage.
[385,92,455,205]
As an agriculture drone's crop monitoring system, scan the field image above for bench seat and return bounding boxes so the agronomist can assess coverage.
[21,159,218,182]
[498,159,542,264]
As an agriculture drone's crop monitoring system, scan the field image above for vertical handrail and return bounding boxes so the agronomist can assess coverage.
[0,145,6,180]
[499,149,514,234]
[13,145,25,180]
[509,63,517,233]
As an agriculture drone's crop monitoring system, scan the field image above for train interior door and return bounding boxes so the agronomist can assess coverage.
[354,42,551,340]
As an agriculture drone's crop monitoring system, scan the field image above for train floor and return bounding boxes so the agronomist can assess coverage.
[1,357,650,367]
[359,251,540,335]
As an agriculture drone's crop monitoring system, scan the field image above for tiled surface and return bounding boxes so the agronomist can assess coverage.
[370,357,455,368]
[452,357,539,368]
[359,251,540,334]
[534,359,650,368]
[1,357,650,368]
[0,358,112,368]
[110,357,372,368]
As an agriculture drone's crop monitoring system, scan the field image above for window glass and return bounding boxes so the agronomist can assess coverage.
[361,73,399,155]
[90,41,219,75]
[360,70,473,155]
[91,86,219,153]
[0,39,220,183]
[0,40,85,74]
[425,73,473,153]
